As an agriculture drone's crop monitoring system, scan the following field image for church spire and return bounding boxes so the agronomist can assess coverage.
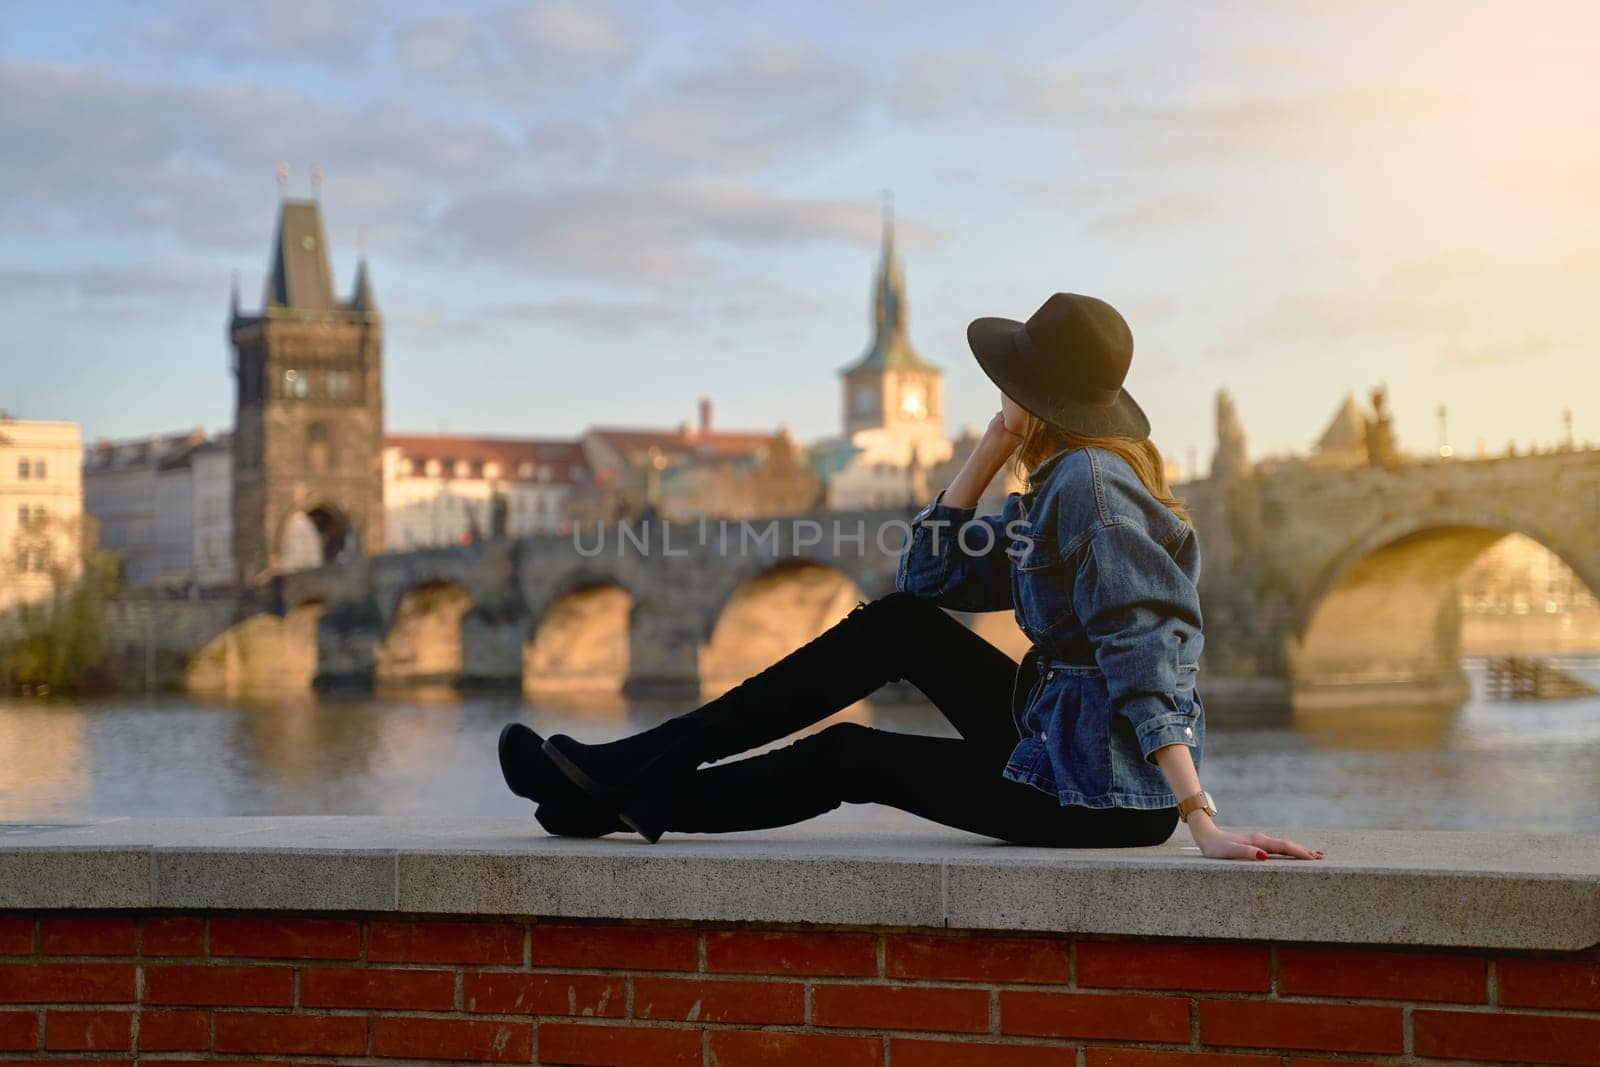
[874,189,905,339]
[348,257,378,315]
[844,192,933,373]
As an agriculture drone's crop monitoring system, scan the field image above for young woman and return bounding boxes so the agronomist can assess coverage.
[499,293,1324,863]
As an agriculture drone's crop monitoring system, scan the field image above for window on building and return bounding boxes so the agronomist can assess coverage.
[17,458,30,479]
[34,459,47,479]
[327,370,355,399]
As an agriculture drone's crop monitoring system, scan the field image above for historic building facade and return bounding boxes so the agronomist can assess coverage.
[383,434,588,549]
[229,197,385,584]
[0,416,83,610]
[83,430,232,592]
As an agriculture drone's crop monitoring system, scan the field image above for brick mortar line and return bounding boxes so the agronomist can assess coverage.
[6,988,1575,1011]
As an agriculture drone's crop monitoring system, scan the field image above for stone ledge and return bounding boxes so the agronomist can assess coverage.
[1,818,1596,951]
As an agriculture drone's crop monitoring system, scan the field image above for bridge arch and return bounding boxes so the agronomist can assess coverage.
[1288,506,1600,707]
[523,570,636,696]
[699,557,864,695]
[278,502,356,572]
[374,578,474,688]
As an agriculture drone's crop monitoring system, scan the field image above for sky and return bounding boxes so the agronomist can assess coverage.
[3,0,1598,478]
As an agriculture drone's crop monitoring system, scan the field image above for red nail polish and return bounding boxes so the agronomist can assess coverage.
[1255,850,1267,860]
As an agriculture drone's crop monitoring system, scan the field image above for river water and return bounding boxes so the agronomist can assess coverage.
[2,659,1597,832]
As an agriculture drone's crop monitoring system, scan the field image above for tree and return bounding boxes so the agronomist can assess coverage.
[0,513,118,691]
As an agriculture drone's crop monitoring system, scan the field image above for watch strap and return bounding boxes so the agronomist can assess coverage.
[1177,790,1212,823]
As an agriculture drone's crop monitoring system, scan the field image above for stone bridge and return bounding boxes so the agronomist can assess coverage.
[188,509,913,699]
[1182,446,1600,708]
[181,449,1600,710]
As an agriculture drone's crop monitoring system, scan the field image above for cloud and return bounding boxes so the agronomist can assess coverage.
[0,260,222,300]
[523,121,609,175]
[1440,334,1555,369]
[1072,85,1465,168]
[612,39,870,173]
[136,0,388,69]
[886,50,995,122]
[1257,289,1446,343]
[505,0,637,66]
[430,178,948,282]
[391,1,645,100]
[0,58,510,249]
[1086,193,1212,235]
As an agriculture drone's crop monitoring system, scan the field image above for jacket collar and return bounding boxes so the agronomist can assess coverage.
[1021,445,1078,501]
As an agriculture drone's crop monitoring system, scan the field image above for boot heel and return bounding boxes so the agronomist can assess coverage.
[616,804,667,844]
[541,736,607,795]
[543,735,667,843]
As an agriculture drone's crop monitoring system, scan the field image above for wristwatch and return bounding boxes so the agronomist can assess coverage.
[1177,789,1217,823]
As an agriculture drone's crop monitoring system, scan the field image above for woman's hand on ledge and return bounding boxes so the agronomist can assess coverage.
[1190,818,1325,861]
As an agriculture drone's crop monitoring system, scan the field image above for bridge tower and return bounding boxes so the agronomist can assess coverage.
[839,197,947,461]
[229,194,385,586]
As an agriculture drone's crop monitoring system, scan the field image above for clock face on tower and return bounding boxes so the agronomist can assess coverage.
[899,382,928,420]
[854,384,879,416]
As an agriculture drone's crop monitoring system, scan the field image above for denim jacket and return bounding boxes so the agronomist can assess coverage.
[894,444,1205,809]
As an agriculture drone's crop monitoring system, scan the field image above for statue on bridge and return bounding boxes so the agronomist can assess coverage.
[1365,384,1399,469]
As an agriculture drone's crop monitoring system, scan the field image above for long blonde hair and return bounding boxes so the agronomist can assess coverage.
[1012,414,1193,528]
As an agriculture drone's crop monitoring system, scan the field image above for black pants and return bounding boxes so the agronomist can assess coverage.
[648,592,1180,847]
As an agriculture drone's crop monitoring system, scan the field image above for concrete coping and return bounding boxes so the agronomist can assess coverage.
[0,818,1596,952]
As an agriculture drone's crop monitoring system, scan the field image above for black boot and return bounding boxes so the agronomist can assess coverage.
[497,723,627,838]
[542,594,933,842]
[624,722,879,836]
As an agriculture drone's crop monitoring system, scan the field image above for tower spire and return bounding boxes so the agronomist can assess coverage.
[872,190,906,348]
[349,257,377,314]
[842,191,932,373]
[881,188,895,263]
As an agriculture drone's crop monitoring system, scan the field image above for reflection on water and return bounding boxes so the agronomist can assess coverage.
[2,661,1597,830]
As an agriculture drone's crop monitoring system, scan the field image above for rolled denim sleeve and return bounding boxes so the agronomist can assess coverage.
[1071,520,1204,763]
[894,489,1016,612]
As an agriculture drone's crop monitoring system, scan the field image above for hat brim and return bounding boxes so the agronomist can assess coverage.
[966,316,1151,440]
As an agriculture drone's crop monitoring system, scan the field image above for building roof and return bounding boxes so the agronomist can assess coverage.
[385,433,589,485]
[265,200,338,311]
[84,429,213,472]
[842,201,936,375]
[242,198,377,320]
[585,426,784,462]
[1314,393,1370,455]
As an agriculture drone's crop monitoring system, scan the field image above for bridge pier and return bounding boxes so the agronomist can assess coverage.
[315,599,383,690]
[459,605,531,689]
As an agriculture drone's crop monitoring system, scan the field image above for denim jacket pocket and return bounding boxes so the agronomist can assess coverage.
[1011,531,1077,639]
[1037,666,1114,800]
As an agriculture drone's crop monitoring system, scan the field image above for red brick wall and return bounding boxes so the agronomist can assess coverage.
[0,911,1597,1065]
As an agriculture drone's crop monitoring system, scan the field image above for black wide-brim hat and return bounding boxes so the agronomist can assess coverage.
[967,292,1150,440]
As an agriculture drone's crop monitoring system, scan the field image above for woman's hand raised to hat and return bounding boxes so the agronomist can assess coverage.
[941,411,1023,509]
[984,411,1023,448]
